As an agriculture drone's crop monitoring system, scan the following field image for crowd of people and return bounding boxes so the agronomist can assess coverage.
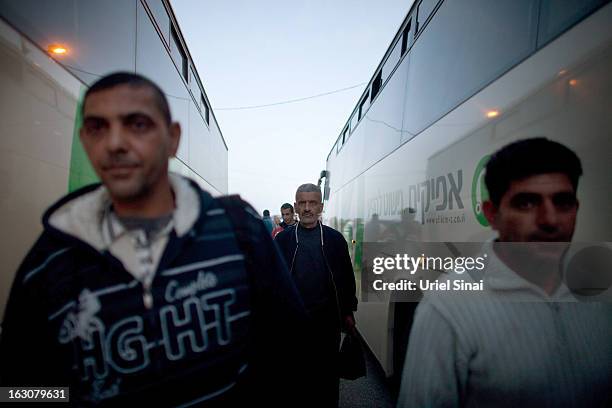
[0,72,610,407]
[0,72,357,407]
[261,203,298,238]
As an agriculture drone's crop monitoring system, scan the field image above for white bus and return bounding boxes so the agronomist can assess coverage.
[0,0,228,320]
[321,0,612,383]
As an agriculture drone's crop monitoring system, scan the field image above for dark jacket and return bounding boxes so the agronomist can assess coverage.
[275,223,357,317]
[279,221,296,229]
[0,179,309,406]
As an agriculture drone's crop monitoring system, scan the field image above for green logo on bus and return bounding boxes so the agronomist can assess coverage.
[471,155,490,227]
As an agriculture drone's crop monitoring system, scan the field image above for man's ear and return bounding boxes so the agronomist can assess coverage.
[482,200,498,228]
[169,122,181,156]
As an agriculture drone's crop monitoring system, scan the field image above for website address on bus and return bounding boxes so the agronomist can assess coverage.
[424,213,466,224]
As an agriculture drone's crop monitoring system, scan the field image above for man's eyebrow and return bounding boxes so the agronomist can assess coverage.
[513,192,540,197]
[120,111,154,120]
[509,192,541,201]
[552,191,578,202]
[82,114,106,121]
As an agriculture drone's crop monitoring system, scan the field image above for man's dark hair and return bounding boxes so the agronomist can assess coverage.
[263,209,270,217]
[280,203,294,213]
[82,72,171,124]
[485,137,583,206]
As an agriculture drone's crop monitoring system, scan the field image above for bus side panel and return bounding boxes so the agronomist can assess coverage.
[0,21,81,320]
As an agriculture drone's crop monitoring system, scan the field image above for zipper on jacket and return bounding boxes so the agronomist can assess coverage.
[134,229,157,310]
[143,283,153,309]
[289,245,299,275]
[142,262,155,310]
[292,222,343,323]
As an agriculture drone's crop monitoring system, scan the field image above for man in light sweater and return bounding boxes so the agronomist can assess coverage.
[398,138,612,407]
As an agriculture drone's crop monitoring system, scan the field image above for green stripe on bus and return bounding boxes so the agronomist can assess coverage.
[68,87,98,193]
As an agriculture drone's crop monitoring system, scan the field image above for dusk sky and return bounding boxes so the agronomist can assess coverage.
[171,0,414,214]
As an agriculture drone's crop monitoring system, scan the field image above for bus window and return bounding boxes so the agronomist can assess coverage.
[537,0,605,46]
[359,91,370,120]
[403,0,537,136]
[371,71,382,102]
[401,19,412,56]
[171,25,188,81]
[190,66,200,103]
[350,112,359,133]
[416,0,439,33]
[145,0,170,45]
[342,126,349,144]
[201,94,210,125]
[383,37,402,85]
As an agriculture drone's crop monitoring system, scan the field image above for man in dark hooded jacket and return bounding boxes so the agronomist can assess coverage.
[0,72,310,406]
[275,183,358,407]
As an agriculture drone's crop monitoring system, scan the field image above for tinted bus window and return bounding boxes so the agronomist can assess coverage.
[0,0,136,84]
[359,91,370,120]
[403,0,538,135]
[401,20,411,55]
[371,71,382,101]
[170,25,188,80]
[350,112,359,133]
[202,97,210,125]
[537,0,606,46]
[190,66,200,105]
[145,0,170,44]
[416,0,438,32]
[382,38,402,85]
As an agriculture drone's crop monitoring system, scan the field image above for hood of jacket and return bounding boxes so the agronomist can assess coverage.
[44,173,202,252]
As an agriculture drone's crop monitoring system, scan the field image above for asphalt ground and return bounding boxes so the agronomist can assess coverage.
[339,336,396,408]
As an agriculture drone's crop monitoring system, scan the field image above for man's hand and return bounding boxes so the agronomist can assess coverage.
[343,314,356,335]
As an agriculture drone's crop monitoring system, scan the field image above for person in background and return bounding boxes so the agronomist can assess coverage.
[271,215,282,238]
[262,209,274,235]
[275,183,357,407]
[398,138,612,407]
[280,203,297,229]
[0,72,310,406]
[272,203,297,238]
